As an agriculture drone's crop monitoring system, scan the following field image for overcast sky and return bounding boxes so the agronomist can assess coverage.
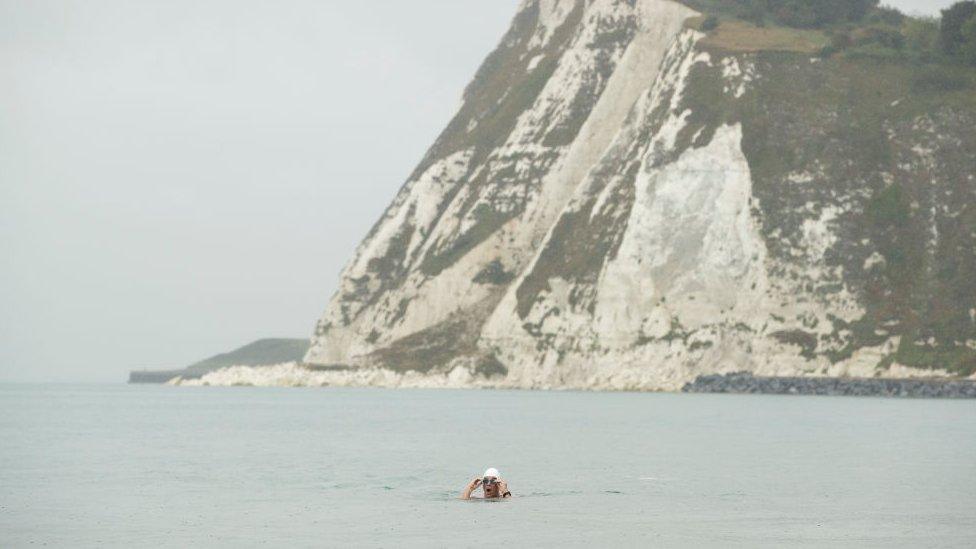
[0,0,955,383]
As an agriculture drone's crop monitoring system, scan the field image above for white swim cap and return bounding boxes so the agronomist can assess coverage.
[483,467,500,478]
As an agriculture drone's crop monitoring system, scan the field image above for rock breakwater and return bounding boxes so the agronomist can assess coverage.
[682,372,976,399]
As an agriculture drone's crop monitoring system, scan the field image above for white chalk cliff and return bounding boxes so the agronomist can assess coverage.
[203,0,976,390]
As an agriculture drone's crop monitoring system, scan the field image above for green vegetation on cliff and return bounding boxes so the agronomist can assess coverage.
[673,17,976,375]
[941,1,976,64]
[184,338,310,376]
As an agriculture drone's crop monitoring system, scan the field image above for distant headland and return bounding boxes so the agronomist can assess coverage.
[129,338,309,383]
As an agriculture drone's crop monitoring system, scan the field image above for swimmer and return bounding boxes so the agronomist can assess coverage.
[461,467,512,499]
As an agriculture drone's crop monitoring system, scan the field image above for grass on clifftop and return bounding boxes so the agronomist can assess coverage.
[695,19,829,54]
[681,0,976,69]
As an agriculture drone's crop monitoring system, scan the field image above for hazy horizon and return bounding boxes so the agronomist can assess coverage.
[0,0,957,382]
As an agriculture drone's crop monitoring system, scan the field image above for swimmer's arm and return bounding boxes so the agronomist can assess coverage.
[498,480,511,497]
[461,477,481,499]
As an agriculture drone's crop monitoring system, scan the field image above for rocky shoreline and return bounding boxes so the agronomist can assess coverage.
[682,372,976,399]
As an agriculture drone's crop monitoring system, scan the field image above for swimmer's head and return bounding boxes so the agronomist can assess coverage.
[481,468,501,496]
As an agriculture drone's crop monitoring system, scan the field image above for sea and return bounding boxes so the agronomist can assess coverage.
[1,384,974,547]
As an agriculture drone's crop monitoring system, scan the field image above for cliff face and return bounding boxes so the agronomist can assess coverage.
[304,0,976,390]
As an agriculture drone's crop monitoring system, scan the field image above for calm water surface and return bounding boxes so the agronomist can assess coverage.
[1,384,974,547]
